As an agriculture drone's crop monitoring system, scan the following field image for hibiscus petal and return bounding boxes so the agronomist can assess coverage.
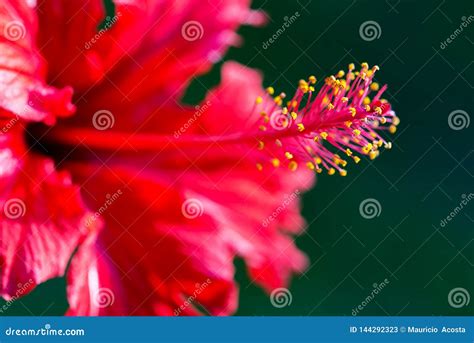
[37,0,264,119]
[0,0,75,124]
[0,129,97,299]
[65,164,237,316]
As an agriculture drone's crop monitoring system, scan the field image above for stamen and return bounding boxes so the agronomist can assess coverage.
[254,62,399,176]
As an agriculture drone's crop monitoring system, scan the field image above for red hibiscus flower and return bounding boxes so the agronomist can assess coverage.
[0,0,398,315]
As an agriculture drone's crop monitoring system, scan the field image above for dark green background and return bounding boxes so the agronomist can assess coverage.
[2,0,473,316]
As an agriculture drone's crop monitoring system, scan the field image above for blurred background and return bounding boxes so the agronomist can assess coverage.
[2,0,473,316]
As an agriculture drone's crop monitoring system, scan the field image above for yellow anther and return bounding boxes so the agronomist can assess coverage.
[282,107,289,115]
[361,62,369,69]
[314,157,322,164]
[285,152,293,160]
[313,136,319,142]
[353,156,361,164]
[256,163,263,171]
[336,70,345,78]
[328,168,336,175]
[320,132,328,140]
[353,129,361,136]
[389,125,397,134]
[306,162,315,170]
[349,107,357,117]
[274,96,282,105]
[369,151,378,160]
[345,121,353,128]
[341,97,349,103]
[288,161,298,171]
[372,65,380,72]
[363,97,371,105]
[257,141,265,150]
[263,116,269,123]
[393,117,400,126]
[370,82,380,91]
[345,148,353,156]
[259,125,267,131]
[341,160,348,167]
[348,63,355,71]
[374,107,382,115]
[327,103,335,110]
[316,168,323,174]
[365,105,371,112]
[380,117,387,124]
[297,123,305,132]
[370,132,377,138]
[266,87,275,95]
[309,86,315,92]
[376,140,384,147]
[271,158,280,168]
[260,111,267,117]
[309,76,317,84]
[290,112,298,120]
[339,169,347,177]
[384,142,392,149]
[256,96,263,104]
